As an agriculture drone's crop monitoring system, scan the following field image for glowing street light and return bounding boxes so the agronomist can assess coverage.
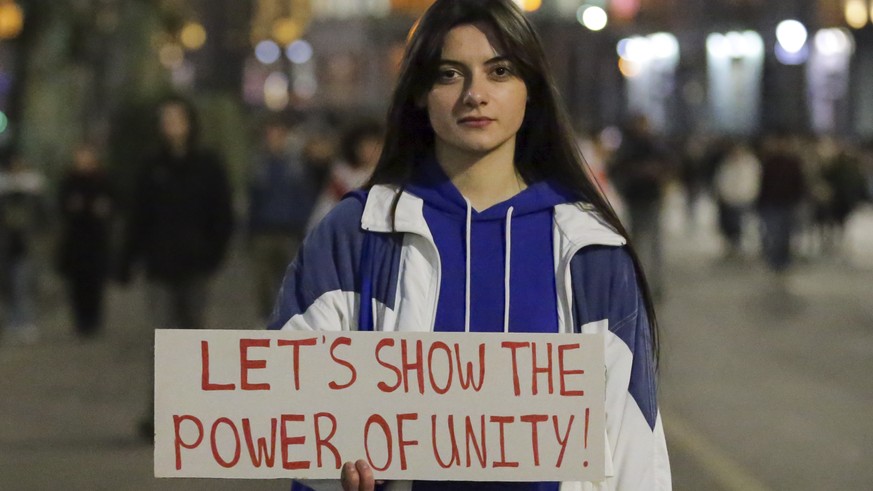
[513,0,542,13]
[0,0,23,39]
[180,22,207,51]
[845,0,868,29]
[285,39,313,64]
[776,20,807,54]
[813,28,854,57]
[255,40,281,65]
[578,6,608,32]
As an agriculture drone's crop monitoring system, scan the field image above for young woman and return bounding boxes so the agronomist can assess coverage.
[269,1,670,489]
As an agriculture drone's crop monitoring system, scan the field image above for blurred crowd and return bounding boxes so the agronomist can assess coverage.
[0,96,385,351]
[2,98,872,353]
[581,116,873,298]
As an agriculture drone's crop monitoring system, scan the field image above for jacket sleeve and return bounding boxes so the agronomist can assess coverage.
[268,196,365,331]
[572,247,671,490]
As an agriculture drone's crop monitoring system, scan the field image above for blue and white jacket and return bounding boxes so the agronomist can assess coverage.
[269,160,671,491]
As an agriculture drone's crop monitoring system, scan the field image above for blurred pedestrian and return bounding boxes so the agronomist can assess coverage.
[817,142,868,254]
[576,128,620,208]
[608,114,672,298]
[306,118,383,231]
[247,116,324,320]
[0,150,48,345]
[116,95,234,438]
[678,133,708,230]
[271,1,669,489]
[757,133,807,273]
[713,141,761,258]
[56,143,115,338]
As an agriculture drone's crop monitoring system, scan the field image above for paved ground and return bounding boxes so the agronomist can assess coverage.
[2,194,872,490]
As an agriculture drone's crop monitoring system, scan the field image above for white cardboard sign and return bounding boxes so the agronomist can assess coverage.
[154,329,606,482]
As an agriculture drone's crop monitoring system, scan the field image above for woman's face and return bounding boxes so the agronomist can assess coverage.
[424,23,527,162]
[159,103,191,147]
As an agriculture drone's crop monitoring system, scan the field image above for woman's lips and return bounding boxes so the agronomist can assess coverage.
[458,117,493,128]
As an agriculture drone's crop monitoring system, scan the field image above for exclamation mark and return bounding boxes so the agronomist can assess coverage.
[583,407,590,468]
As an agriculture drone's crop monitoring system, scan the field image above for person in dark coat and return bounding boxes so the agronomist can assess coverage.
[757,134,807,272]
[608,114,672,298]
[117,96,234,330]
[819,145,868,252]
[56,143,115,337]
[116,95,234,440]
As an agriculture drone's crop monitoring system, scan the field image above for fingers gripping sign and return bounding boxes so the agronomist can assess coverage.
[341,459,382,491]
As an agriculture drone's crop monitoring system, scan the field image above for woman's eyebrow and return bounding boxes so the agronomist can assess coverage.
[437,55,511,66]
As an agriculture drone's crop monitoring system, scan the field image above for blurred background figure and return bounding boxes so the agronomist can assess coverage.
[757,133,807,274]
[246,115,325,321]
[116,95,234,330]
[608,114,673,298]
[577,127,623,216]
[55,142,115,338]
[677,133,710,231]
[306,118,384,231]
[812,138,869,255]
[713,140,761,259]
[0,151,47,345]
[114,96,234,438]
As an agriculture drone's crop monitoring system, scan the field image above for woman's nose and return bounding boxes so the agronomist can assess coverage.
[462,78,487,106]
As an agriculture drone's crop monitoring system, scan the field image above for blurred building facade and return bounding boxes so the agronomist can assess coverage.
[222,0,873,141]
[1,0,872,184]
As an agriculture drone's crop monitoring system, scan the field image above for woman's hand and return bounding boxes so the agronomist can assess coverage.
[340,459,380,491]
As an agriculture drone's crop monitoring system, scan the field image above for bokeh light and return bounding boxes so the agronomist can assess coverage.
[272,17,302,45]
[293,73,318,100]
[649,32,679,60]
[158,43,185,69]
[263,71,289,111]
[255,40,281,64]
[514,0,542,12]
[844,0,868,29]
[578,6,608,31]
[814,28,854,57]
[707,31,763,59]
[776,20,807,54]
[180,22,207,51]
[618,58,640,78]
[285,39,313,64]
[0,1,23,40]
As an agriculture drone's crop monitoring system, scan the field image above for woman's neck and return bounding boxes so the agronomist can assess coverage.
[435,143,526,211]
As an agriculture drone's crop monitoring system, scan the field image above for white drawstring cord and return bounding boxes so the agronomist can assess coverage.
[503,206,514,333]
[464,197,472,333]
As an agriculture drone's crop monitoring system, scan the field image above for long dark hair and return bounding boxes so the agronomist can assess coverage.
[366,0,660,364]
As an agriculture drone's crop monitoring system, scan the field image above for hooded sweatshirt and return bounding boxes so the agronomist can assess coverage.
[404,160,570,491]
[407,157,574,336]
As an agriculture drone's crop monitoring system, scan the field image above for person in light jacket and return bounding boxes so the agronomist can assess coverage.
[270,1,671,489]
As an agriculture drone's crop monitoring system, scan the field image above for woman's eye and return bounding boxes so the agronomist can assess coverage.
[437,68,460,81]
[492,65,513,78]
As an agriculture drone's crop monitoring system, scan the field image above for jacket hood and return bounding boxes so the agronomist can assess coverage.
[404,157,577,221]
